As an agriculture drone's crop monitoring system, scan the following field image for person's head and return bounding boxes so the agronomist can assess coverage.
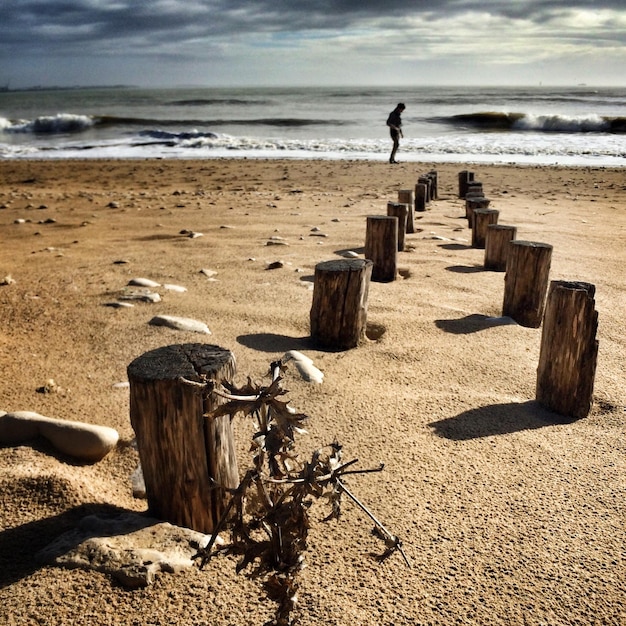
[397,103,406,112]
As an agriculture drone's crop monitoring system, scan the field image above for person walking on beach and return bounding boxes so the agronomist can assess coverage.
[386,103,405,164]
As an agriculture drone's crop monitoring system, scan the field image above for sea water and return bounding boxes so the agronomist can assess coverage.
[1,85,625,166]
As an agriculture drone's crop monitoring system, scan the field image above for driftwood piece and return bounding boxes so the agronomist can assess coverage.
[365,216,398,282]
[484,224,517,271]
[471,208,499,249]
[310,259,373,349]
[502,241,553,328]
[386,202,408,251]
[128,343,239,533]
[536,281,598,419]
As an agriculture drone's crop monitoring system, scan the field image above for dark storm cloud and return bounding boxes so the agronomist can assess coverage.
[1,0,622,50]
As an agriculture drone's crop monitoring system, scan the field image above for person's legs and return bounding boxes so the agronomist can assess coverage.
[389,130,400,163]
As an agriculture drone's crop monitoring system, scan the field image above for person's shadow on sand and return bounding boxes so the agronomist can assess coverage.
[429,401,576,441]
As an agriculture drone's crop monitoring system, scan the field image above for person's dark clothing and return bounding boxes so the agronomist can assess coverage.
[387,109,403,136]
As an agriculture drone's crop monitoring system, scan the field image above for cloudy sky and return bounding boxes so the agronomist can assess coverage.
[2,0,625,89]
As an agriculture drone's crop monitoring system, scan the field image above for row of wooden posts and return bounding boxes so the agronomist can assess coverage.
[310,169,599,422]
[457,170,598,422]
[127,169,599,534]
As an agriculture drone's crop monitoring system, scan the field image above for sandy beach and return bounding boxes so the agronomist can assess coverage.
[0,158,624,625]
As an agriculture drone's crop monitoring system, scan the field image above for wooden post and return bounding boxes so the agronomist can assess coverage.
[415,182,428,212]
[536,281,598,419]
[465,196,491,224]
[365,215,398,282]
[428,170,438,200]
[387,202,408,251]
[458,170,475,198]
[127,343,239,534]
[418,176,432,203]
[310,259,373,350]
[502,241,553,328]
[398,190,415,233]
[471,208,499,249]
[484,224,517,271]
[466,181,483,199]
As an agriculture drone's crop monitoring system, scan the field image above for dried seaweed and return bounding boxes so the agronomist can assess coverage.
[194,360,409,625]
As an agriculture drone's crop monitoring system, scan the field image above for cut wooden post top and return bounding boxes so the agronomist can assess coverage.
[315,258,373,272]
[510,240,553,250]
[127,343,234,383]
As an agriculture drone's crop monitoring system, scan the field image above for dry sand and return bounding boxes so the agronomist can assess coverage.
[0,159,624,625]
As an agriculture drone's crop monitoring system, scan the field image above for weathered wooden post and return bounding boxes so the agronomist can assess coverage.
[484,224,517,271]
[128,343,239,534]
[428,170,438,200]
[387,202,408,251]
[536,281,598,419]
[502,241,553,328]
[365,215,398,282]
[398,190,415,233]
[458,170,475,198]
[466,181,483,200]
[310,258,373,350]
[471,208,499,248]
[418,176,432,203]
[466,195,491,225]
[415,182,428,212]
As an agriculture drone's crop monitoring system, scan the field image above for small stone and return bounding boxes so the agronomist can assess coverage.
[0,411,118,462]
[266,261,284,270]
[128,277,160,288]
[148,315,211,334]
[162,284,187,293]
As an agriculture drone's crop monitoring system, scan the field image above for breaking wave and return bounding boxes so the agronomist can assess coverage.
[441,112,626,133]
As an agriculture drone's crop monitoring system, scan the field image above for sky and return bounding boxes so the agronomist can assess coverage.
[2,0,625,89]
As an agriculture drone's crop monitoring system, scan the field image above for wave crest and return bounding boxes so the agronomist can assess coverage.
[446,112,626,133]
[5,113,95,134]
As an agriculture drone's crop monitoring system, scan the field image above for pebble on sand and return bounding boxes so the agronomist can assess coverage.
[148,315,211,334]
[163,284,188,293]
[0,410,119,462]
[282,350,324,384]
[128,278,161,288]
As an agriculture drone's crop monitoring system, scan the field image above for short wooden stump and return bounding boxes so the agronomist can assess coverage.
[484,224,517,271]
[471,208,499,248]
[387,202,408,251]
[128,343,239,533]
[536,281,598,419]
[502,241,553,328]
[365,215,398,282]
[310,258,373,350]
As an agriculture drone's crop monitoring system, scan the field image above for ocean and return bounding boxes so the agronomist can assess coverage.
[1,85,625,166]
